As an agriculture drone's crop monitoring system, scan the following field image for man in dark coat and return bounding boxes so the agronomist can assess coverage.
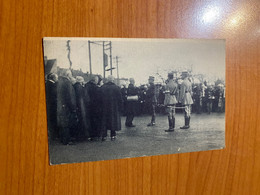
[57,70,77,145]
[146,76,157,126]
[73,76,90,140]
[125,78,139,127]
[101,75,123,141]
[45,73,58,140]
[84,75,100,140]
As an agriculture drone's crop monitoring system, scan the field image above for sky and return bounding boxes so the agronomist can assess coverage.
[43,38,225,85]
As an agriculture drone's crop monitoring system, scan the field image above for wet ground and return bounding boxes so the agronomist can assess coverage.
[49,113,225,165]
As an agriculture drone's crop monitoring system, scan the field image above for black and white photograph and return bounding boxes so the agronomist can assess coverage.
[43,37,225,165]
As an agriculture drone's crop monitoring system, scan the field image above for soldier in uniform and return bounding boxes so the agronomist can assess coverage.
[125,78,139,127]
[179,71,193,129]
[205,85,215,114]
[146,76,157,126]
[164,73,178,132]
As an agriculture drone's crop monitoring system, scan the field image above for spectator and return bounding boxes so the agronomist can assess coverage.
[73,76,90,140]
[57,69,77,145]
[45,73,58,140]
[100,75,123,141]
[85,75,100,140]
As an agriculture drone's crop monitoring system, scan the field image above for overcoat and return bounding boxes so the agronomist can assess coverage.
[85,81,101,137]
[101,82,123,131]
[164,79,178,105]
[57,76,77,129]
[45,80,57,129]
[179,78,194,105]
[74,82,90,137]
[85,81,99,111]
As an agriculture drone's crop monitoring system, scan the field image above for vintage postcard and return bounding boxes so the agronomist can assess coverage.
[43,37,225,165]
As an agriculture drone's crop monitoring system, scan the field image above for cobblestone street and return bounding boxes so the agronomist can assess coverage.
[49,113,225,165]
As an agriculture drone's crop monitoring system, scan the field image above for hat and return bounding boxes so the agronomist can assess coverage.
[76,76,84,83]
[148,76,155,81]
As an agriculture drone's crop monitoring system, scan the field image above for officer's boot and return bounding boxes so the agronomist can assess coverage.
[180,117,189,129]
[152,115,155,125]
[172,117,175,129]
[165,116,174,132]
[186,117,190,128]
[147,115,156,126]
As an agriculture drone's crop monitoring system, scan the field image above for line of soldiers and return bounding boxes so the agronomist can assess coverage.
[46,70,122,145]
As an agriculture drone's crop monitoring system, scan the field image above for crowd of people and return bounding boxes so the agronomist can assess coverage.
[121,76,225,117]
[46,70,122,145]
[45,69,225,145]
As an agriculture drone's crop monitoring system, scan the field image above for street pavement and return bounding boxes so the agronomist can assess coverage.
[49,113,225,165]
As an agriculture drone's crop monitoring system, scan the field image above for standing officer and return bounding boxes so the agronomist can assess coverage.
[164,73,178,132]
[125,78,139,127]
[179,71,193,129]
[146,76,157,126]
